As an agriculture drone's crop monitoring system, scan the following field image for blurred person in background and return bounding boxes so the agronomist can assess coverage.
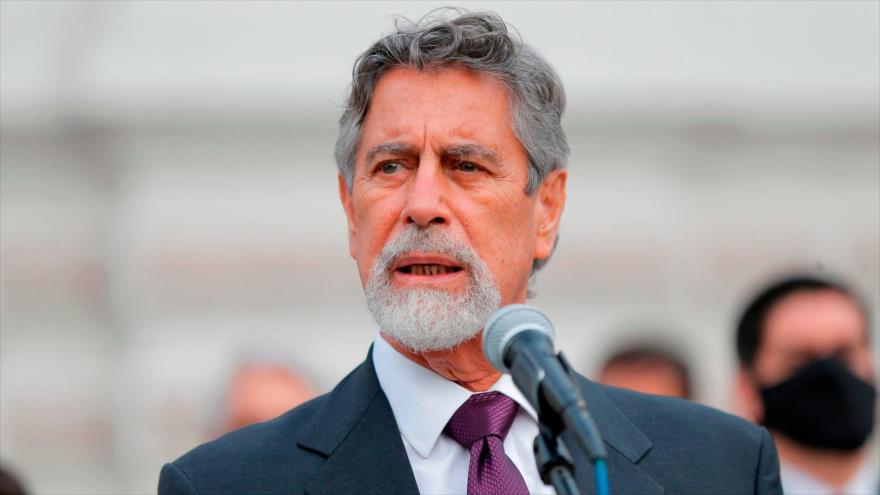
[211,357,318,436]
[597,343,693,400]
[0,465,27,495]
[160,9,781,494]
[734,275,878,495]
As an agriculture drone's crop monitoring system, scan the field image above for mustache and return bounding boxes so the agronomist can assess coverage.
[375,226,478,273]
[363,224,502,352]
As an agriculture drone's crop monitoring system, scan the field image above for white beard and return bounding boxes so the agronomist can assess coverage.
[364,226,501,352]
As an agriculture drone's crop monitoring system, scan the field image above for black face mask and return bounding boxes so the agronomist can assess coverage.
[760,357,877,451]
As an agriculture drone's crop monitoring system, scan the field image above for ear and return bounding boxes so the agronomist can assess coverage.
[733,367,764,424]
[533,169,567,261]
[338,173,358,259]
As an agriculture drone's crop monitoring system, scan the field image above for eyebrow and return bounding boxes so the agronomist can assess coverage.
[442,144,501,166]
[365,142,417,164]
[364,141,502,166]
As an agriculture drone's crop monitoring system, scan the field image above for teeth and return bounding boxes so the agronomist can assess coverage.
[406,264,453,275]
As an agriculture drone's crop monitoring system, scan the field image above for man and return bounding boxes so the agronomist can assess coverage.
[0,465,28,495]
[212,358,317,435]
[734,275,878,494]
[160,10,781,494]
[597,344,693,399]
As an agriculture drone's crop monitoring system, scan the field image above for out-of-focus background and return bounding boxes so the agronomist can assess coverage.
[1,1,877,493]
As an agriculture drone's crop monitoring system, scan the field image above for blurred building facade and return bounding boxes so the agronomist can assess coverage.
[1,2,878,493]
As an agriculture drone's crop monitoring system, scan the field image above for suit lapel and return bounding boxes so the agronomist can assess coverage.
[296,349,663,495]
[567,376,665,495]
[299,348,419,495]
[564,435,665,495]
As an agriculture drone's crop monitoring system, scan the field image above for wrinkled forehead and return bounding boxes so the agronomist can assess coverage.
[359,67,520,149]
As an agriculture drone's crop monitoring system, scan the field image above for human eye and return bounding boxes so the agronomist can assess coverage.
[455,161,480,173]
[378,161,402,175]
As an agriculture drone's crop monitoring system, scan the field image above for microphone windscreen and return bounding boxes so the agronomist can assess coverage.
[483,304,555,373]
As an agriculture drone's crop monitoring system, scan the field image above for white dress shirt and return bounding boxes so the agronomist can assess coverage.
[780,458,879,495]
[373,334,555,495]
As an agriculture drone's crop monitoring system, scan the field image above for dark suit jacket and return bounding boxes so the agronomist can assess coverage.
[159,348,782,494]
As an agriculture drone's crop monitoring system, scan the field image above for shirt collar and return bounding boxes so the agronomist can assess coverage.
[373,333,538,459]
[781,457,879,495]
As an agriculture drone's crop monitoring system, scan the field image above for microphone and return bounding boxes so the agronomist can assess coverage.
[483,304,607,463]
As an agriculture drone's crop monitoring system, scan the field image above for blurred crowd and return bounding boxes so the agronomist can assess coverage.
[595,273,877,494]
[3,273,875,495]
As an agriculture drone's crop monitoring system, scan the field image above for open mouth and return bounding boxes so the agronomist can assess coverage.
[395,264,464,276]
[391,254,466,280]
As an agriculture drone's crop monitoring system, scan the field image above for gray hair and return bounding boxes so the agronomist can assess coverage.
[335,8,568,277]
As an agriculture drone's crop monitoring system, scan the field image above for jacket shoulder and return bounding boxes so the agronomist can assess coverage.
[183,393,328,462]
[159,393,330,495]
[594,382,781,494]
[159,355,384,495]
[599,383,763,444]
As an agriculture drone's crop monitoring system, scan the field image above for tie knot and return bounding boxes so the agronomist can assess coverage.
[444,391,520,448]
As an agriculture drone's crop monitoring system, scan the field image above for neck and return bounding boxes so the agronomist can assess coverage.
[382,333,501,392]
[773,432,868,488]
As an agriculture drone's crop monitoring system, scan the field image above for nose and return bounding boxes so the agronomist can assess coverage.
[401,159,450,227]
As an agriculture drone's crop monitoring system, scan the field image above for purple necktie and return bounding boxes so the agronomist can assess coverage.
[444,391,530,495]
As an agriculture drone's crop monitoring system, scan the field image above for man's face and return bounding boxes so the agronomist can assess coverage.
[223,366,315,433]
[752,290,874,386]
[339,67,566,309]
[599,361,689,399]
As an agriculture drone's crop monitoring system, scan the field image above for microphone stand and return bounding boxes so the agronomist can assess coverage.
[521,351,608,495]
[484,306,609,495]
[534,422,580,495]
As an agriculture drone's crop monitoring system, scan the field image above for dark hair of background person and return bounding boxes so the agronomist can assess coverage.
[735,274,872,368]
[0,465,27,495]
[599,345,693,400]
